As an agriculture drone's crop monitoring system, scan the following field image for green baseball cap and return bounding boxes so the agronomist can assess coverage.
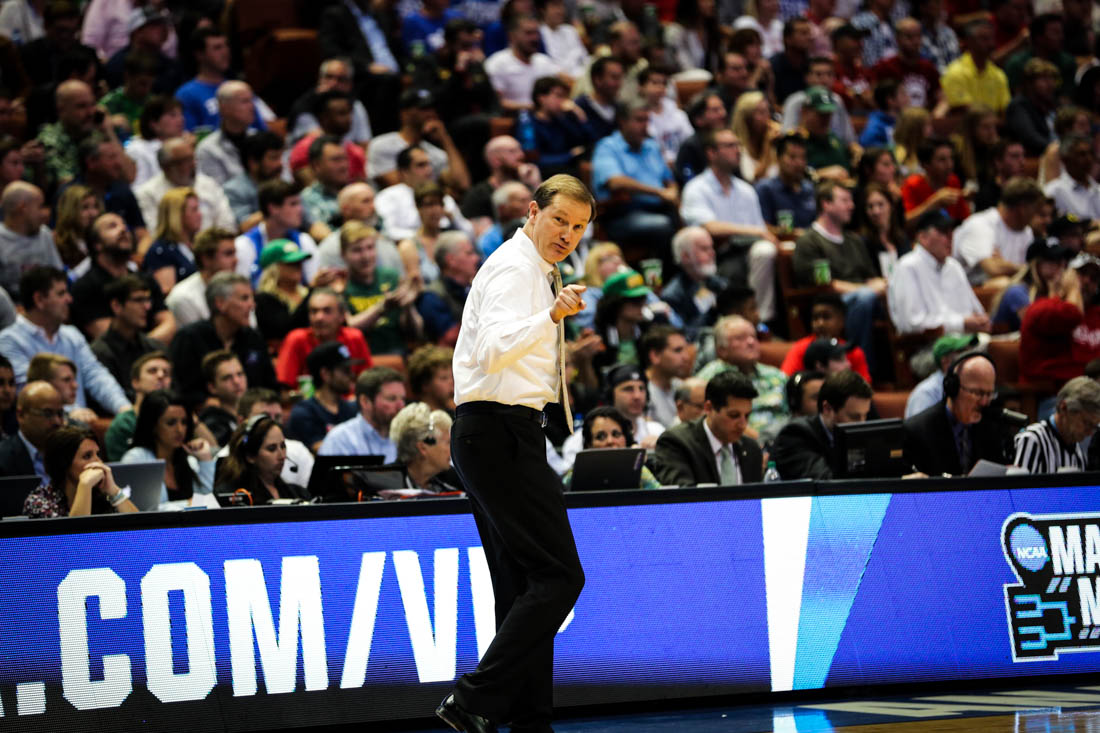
[259,239,311,269]
[932,333,979,363]
[804,86,837,113]
[602,268,651,299]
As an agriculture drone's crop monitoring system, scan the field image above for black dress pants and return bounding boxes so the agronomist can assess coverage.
[450,406,585,728]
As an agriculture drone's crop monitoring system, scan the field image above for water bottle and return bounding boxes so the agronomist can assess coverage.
[763,460,780,483]
[516,110,536,153]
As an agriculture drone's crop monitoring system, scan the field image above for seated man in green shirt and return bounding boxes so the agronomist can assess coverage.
[104,350,171,461]
[340,220,423,356]
[799,86,853,182]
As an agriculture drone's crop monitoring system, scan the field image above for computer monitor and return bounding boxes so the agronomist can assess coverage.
[109,461,165,512]
[833,418,906,479]
[307,454,386,501]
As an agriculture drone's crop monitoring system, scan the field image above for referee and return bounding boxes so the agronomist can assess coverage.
[1013,376,1100,474]
[437,175,593,733]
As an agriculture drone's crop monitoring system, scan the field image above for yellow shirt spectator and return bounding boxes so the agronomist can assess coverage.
[941,52,1011,114]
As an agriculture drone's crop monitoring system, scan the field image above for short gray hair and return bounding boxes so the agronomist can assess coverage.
[1058,376,1100,414]
[671,226,708,265]
[205,271,249,315]
[1,181,41,218]
[390,402,453,463]
[434,230,472,270]
[490,180,531,218]
[216,80,251,106]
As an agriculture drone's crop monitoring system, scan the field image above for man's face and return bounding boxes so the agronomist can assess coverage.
[1000,143,1025,177]
[613,379,647,419]
[721,53,749,90]
[249,401,283,423]
[823,187,854,226]
[778,142,807,180]
[210,239,238,273]
[59,84,95,133]
[117,288,152,330]
[968,24,995,59]
[705,395,753,445]
[425,365,455,406]
[36,279,72,324]
[308,293,344,338]
[162,142,196,186]
[920,226,952,262]
[445,239,481,282]
[490,137,525,176]
[800,377,824,416]
[1031,73,1057,104]
[344,236,378,280]
[21,189,45,233]
[710,129,741,173]
[1065,142,1095,181]
[527,195,591,264]
[318,61,353,93]
[327,365,354,395]
[512,19,541,55]
[221,87,255,128]
[620,108,649,146]
[593,61,625,101]
[823,395,871,429]
[201,35,231,73]
[343,186,376,222]
[218,284,254,329]
[677,382,706,423]
[316,143,350,188]
[48,16,79,48]
[321,100,353,137]
[787,20,812,52]
[811,303,845,338]
[896,22,922,56]
[257,149,283,180]
[950,359,996,425]
[682,232,717,280]
[49,365,78,405]
[654,334,693,378]
[719,320,760,365]
[18,389,64,447]
[132,358,171,396]
[803,107,831,136]
[0,367,14,411]
[368,381,407,429]
[270,194,303,230]
[1060,405,1100,444]
[210,358,247,405]
[404,149,435,186]
[806,62,835,88]
[615,26,642,63]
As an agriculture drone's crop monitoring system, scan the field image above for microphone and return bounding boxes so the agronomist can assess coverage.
[285,456,299,473]
[982,403,1029,429]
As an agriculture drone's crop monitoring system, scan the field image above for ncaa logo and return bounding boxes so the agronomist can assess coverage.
[1009,523,1048,572]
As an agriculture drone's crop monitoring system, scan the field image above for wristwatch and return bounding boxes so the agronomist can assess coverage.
[109,486,132,508]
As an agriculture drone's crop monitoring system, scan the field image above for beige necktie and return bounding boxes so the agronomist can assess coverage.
[550,267,574,434]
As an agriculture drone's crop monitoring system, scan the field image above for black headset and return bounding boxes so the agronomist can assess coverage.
[240,414,274,453]
[785,370,825,414]
[422,410,437,445]
[942,351,996,400]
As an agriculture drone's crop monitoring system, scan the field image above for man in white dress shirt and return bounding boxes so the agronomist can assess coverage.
[437,175,591,733]
[952,177,1041,285]
[484,14,562,110]
[888,211,990,335]
[1043,134,1100,220]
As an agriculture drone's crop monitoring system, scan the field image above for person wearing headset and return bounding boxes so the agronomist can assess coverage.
[786,369,826,418]
[388,402,463,495]
[903,352,1009,475]
[220,387,316,487]
[216,414,310,504]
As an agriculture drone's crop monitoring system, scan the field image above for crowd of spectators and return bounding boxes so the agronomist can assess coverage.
[3,0,1100,518]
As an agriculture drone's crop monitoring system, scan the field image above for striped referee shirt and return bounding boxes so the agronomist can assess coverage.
[1013,417,1085,474]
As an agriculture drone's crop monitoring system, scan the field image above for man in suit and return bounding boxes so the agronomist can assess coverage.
[904,352,1008,475]
[0,381,65,514]
[773,370,873,480]
[653,370,763,486]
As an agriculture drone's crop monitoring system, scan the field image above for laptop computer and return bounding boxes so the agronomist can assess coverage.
[307,454,386,501]
[109,461,165,512]
[0,475,45,517]
[570,448,646,492]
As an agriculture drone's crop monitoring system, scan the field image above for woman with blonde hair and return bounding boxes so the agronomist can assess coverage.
[142,187,201,293]
[731,91,779,182]
[575,242,625,330]
[54,185,101,271]
[388,402,461,495]
[955,104,998,185]
[255,240,311,341]
[893,107,931,175]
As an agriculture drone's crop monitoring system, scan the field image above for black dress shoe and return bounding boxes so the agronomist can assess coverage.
[436,694,498,732]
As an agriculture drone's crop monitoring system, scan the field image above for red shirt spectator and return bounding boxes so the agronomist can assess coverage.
[833,57,872,111]
[780,335,872,382]
[1020,297,1100,384]
[289,132,366,180]
[871,56,939,110]
[901,172,971,222]
[276,326,372,388]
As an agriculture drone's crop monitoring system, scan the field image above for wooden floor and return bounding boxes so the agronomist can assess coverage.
[405,684,1100,732]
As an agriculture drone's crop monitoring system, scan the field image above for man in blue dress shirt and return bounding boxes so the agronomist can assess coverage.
[317,366,406,461]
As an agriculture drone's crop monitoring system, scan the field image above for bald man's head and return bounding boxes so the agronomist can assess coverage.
[337,181,376,221]
[484,135,525,176]
[56,80,95,135]
[16,381,64,448]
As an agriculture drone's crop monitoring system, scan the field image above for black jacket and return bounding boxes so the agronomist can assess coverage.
[903,401,1008,476]
[169,319,278,409]
[653,417,763,487]
[318,3,402,84]
[0,433,37,515]
[773,415,835,480]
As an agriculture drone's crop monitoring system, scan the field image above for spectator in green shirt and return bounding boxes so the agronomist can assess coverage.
[100,51,157,140]
[800,86,852,180]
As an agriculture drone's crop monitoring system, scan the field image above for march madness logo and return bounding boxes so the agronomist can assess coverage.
[1003,512,1100,661]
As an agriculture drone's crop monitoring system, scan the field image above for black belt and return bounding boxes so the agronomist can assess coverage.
[457,401,548,427]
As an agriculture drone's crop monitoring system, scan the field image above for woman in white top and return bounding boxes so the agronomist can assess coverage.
[734,0,784,58]
[731,91,779,182]
[121,390,215,507]
[666,0,723,72]
[538,0,588,78]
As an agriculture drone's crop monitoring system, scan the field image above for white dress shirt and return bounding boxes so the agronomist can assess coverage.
[540,22,588,77]
[373,182,472,242]
[453,228,559,409]
[951,206,1032,283]
[888,245,985,334]
[703,416,741,484]
[680,167,768,228]
[1043,171,1100,220]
